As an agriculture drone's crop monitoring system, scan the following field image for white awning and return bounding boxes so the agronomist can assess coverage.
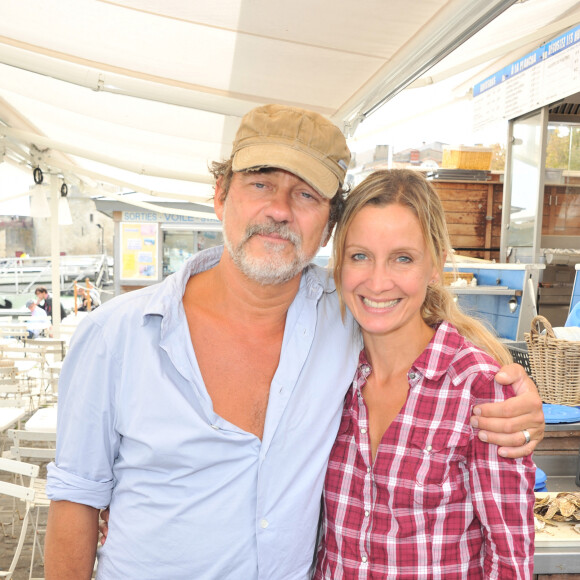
[0,0,577,206]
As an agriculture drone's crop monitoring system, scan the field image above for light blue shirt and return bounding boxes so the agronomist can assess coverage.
[47,246,359,580]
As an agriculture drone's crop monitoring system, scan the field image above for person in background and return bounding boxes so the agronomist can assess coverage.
[77,286,101,312]
[45,105,543,580]
[35,285,67,322]
[315,170,535,579]
[25,298,49,338]
[0,295,13,309]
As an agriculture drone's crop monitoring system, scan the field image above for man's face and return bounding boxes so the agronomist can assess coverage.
[214,169,331,285]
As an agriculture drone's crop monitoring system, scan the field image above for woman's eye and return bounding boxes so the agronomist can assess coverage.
[352,253,367,261]
[397,256,412,263]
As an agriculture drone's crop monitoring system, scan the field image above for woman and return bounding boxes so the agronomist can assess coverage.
[314,170,535,579]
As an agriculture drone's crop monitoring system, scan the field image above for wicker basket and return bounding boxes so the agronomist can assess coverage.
[524,315,580,406]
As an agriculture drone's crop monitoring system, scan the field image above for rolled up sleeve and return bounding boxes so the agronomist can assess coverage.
[46,463,114,509]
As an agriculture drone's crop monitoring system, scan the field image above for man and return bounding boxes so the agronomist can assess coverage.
[35,285,67,322]
[45,104,544,580]
[25,298,49,338]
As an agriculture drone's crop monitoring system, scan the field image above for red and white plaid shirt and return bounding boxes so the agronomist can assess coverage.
[314,321,535,580]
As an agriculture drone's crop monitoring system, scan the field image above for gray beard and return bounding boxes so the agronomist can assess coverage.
[222,206,327,285]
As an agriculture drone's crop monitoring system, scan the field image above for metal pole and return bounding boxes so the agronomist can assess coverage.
[50,177,61,338]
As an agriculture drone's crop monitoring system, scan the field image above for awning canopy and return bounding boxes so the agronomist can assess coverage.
[0,0,578,207]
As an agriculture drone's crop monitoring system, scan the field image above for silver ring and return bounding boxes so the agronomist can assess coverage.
[522,429,531,445]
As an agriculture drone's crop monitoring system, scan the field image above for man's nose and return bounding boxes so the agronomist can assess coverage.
[264,189,293,222]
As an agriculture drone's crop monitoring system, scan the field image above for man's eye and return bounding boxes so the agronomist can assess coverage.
[254,182,266,189]
[301,191,315,200]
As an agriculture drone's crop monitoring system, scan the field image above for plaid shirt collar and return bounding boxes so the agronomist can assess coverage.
[353,320,466,391]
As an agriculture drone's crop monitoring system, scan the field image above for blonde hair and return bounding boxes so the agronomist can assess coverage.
[333,169,512,365]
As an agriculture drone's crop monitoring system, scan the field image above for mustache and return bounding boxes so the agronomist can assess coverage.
[243,222,301,246]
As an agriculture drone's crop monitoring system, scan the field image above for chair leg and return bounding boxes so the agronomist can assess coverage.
[29,506,40,580]
[28,504,48,579]
[6,505,31,580]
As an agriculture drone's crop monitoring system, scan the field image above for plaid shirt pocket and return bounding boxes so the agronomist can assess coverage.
[406,430,469,509]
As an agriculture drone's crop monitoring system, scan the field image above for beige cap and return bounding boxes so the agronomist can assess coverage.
[231,104,351,199]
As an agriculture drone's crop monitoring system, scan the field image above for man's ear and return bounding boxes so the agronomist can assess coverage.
[214,178,226,221]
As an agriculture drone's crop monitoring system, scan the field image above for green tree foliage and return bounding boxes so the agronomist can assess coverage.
[490,143,506,171]
[571,127,580,171]
[546,126,569,169]
[545,125,580,170]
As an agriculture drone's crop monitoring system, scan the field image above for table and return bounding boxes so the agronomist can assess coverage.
[12,359,40,373]
[0,406,26,432]
[25,404,57,433]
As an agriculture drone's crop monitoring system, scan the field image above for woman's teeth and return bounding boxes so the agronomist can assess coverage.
[362,297,400,308]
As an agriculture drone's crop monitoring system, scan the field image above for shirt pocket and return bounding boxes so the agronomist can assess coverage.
[406,429,469,509]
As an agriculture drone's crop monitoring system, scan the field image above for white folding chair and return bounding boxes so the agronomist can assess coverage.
[0,348,45,409]
[0,378,37,417]
[6,429,56,466]
[0,457,39,580]
[6,429,56,578]
[0,400,27,458]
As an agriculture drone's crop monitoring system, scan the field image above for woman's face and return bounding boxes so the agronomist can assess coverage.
[341,203,438,340]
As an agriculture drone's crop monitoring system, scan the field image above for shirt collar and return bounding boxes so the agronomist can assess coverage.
[413,321,465,380]
[353,321,466,388]
[141,245,332,325]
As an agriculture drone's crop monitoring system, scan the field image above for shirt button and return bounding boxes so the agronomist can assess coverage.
[360,428,367,434]
[409,372,416,379]
[365,510,370,517]
[362,556,368,563]
[425,445,432,452]
[260,519,269,529]
[367,467,371,473]
[210,424,219,430]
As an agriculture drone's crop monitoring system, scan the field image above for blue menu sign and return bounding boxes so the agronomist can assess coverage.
[473,25,580,128]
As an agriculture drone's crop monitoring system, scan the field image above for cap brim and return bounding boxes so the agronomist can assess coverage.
[232,144,339,199]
